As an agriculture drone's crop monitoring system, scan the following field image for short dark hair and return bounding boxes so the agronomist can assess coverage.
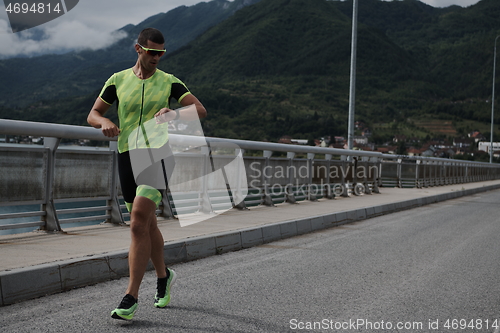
[137,28,165,46]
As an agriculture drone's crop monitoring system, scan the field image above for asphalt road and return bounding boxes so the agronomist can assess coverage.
[1,190,500,333]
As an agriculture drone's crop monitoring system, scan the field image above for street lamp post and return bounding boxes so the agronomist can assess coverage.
[490,35,500,163]
[347,0,358,153]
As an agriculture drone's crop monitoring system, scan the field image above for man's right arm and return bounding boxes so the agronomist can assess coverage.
[87,97,120,138]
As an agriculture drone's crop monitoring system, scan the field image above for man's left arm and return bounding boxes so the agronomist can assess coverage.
[155,93,207,122]
[180,93,207,119]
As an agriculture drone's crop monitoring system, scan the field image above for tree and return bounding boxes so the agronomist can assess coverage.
[397,141,407,155]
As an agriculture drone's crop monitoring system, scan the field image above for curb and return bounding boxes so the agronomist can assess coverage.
[1,184,499,306]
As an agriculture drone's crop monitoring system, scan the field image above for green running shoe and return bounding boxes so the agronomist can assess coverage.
[154,268,177,308]
[111,294,138,320]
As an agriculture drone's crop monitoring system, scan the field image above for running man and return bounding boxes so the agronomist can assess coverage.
[87,28,207,320]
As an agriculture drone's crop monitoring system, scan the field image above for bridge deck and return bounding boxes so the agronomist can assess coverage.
[1,180,500,306]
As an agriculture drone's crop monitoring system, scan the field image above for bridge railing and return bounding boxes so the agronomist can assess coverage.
[1,119,499,234]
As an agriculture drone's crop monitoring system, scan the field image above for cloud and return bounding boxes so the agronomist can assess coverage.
[42,20,127,51]
[0,19,126,58]
[0,0,197,59]
[420,0,479,7]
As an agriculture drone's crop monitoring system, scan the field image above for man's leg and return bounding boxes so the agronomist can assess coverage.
[149,214,167,279]
[111,195,157,320]
[125,195,157,299]
[149,213,177,308]
[126,194,176,309]
[113,151,175,319]
[152,212,176,308]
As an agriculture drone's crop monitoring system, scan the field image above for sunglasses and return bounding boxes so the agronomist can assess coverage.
[137,43,166,57]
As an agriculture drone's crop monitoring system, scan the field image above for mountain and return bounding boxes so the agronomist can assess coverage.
[158,0,426,140]
[160,0,500,141]
[336,0,500,98]
[2,0,500,144]
[0,0,261,108]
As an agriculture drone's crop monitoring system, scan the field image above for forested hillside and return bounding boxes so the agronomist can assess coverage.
[0,0,261,108]
[2,0,500,144]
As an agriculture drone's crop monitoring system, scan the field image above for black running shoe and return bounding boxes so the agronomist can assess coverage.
[111,294,138,320]
[154,268,177,308]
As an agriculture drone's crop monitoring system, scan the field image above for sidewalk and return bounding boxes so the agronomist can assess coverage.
[1,180,500,306]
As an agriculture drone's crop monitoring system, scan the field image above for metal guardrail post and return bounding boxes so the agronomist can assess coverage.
[457,163,462,183]
[432,161,437,186]
[444,162,448,185]
[307,153,317,201]
[438,162,442,185]
[432,161,436,186]
[377,157,385,189]
[200,146,214,214]
[41,137,62,232]
[351,157,365,196]
[460,163,465,183]
[107,141,125,225]
[462,163,466,181]
[397,158,402,188]
[324,154,335,199]
[453,162,458,184]
[450,162,454,184]
[340,155,349,197]
[262,150,274,206]
[440,162,445,186]
[415,159,421,188]
[361,156,372,194]
[430,161,436,186]
[232,148,248,210]
[285,152,297,204]
[422,160,428,187]
[441,162,446,186]
[159,190,176,219]
[372,157,381,193]
[449,162,454,184]
[430,161,434,186]
[141,146,175,219]
[451,162,455,184]
[350,156,367,196]
[352,156,359,195]
[450,162,457,184]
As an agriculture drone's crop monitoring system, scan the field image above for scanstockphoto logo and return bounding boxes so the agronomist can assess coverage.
[130,105,248,228]
[3,0,79,33]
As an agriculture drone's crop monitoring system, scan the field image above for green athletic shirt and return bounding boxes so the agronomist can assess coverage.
[99,68,191,153]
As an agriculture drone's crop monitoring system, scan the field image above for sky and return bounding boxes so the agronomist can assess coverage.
[0,0,482,59]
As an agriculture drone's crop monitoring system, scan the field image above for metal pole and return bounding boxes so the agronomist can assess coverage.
[491,35,500,163]
[347,0,358,153]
